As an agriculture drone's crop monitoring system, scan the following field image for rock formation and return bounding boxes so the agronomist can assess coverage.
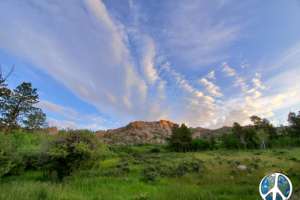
[95,120,174,145]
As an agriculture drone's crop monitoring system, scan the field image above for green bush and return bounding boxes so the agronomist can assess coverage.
[0,132,26,177]
[190,138,212,151]
[173,163,189,177]
[145,171,158,181]
[41,129,107,181]
[150,147,161,153]
[128,148,143,157]
[109,145,132,153]
[192,161,205,173]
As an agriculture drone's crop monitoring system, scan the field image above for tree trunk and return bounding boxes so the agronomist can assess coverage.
[5,113,17,135]
[5,100,22,135]
[183,149,186,153]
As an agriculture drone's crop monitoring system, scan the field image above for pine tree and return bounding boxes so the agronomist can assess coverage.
[23,108,47,134]
[209,134,216,147]
[1,82,42,135]
[180,123,193,153]
[168,123,193,153]
[169,123,181,152]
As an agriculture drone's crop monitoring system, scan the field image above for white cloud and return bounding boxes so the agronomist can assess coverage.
[37,100,106,123]
[206,71,216,79]
[251,78,266,90]
[234,77,249,91]
[199,78,223,97]
[48,118,106,130]
[221,62,236,76]
[37,101,81,120]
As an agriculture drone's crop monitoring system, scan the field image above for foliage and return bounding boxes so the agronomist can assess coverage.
[0,131,27,177]
[128,147,143,157]
[109,145,132,153]
[42,129,107,181]
[209,134,216,146]
[287,111,300,138]
[22,108,47,134]
[1,82,45,135]
[168,123,193,153]
[189,138,212,151]
[221,131,246,150]
[150,147,161,153]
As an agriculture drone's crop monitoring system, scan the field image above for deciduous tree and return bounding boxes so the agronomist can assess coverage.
[287,111,300,138]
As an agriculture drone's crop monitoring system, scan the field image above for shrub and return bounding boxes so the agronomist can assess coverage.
[159,167,170,176]
[122,167,131,173]
[142,166,156,175]
[150,147,161,153]
[173,163,189,177]
[192,161,205,173]
[128,148,143,157]
[0,132,25,177]
[118,152,129,157]
[42,129,106,181]
[145,171,158,181]
[115,161,129,168]
[114,169,124,177]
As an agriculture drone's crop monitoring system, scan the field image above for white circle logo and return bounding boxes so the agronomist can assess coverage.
[259,173,293,200]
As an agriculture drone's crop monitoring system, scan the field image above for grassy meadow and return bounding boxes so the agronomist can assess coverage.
[1,148,300,200]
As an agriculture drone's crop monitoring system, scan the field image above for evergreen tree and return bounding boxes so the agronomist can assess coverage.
[169,123,181,152]
[168,123,193,153]
[23,108,47,133]
[209,134,216,147]
[1,82,43,135]
[180,123,193,153]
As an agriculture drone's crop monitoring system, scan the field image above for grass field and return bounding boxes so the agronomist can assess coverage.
[1,148,300,200]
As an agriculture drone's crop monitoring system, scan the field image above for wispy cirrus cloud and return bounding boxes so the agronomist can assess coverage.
[37,100,105,122]
[0,0,299,130]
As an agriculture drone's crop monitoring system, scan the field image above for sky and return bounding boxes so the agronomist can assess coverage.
[0,0,300,130]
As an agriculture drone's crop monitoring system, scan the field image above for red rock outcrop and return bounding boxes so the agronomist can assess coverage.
[95,120,175,145]
[192,132,202,139]
[48,126,59,135]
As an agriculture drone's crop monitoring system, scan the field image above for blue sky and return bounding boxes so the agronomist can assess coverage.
[0,0,299,130]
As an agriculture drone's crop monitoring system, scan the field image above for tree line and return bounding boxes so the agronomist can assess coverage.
[166,112,300,152]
